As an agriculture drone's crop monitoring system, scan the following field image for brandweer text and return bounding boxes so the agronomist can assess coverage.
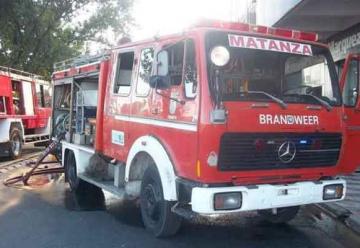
[259,114,319,125]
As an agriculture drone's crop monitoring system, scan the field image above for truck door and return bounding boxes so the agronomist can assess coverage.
[151,39,199,123]
[103,50,135,160]
[340,53,360,173]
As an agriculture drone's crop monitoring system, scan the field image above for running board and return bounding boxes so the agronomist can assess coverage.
[78,173,126,199]
[24,134,49,144]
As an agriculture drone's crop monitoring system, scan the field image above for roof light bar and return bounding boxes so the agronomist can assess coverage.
[292,30,318,42]
[268,27,293,38]
[194,20,318,42]
[250,25,268,34]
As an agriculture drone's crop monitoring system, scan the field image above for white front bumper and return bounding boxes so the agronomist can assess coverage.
[191,179,346,214]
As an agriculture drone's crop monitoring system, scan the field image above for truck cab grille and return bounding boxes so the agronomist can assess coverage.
[218,133,342,171]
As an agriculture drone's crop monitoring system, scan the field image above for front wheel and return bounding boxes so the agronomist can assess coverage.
[258,206,300,224]
[140,165,181,237]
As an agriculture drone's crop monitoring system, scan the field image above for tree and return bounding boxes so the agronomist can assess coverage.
[0,0,133,78]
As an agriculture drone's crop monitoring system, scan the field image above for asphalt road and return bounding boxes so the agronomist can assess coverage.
[0,150,360,248]
[0,144,43,166]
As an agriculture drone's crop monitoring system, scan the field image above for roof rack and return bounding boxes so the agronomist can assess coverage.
[0,66,45,80]
[53,52,110,72]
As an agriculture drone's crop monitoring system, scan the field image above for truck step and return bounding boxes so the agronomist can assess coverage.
[78,173,125,199]
[24,134,50,144]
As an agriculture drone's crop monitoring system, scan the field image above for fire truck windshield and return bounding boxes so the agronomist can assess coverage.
[206,31,341,107]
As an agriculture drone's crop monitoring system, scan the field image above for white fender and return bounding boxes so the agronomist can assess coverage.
[0,118,24,143]
[125,135,177,201]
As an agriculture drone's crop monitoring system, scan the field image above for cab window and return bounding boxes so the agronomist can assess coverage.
[184,39,197,98]
[114,51,135,95]
[36,84,52,107]
[167,42,184,85]
[343,59,359,107]
[0,96,6,113]
[136,48,154,96]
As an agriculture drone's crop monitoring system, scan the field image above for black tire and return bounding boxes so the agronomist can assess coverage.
[258,206,300,224]
[9,126,22,159]
[140,165,181,237]
[65,151,105,209]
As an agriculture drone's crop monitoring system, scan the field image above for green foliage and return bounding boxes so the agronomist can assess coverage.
[0,0,133,78]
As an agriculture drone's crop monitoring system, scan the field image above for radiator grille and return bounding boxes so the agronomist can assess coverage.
[218,133,342,171]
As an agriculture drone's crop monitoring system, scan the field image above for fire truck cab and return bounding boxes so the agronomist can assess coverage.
[0,66,51,159]
[53,21,358,237]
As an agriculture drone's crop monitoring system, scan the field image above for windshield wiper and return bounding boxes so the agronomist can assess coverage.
[247,91,287,109]
[289,93,332,111]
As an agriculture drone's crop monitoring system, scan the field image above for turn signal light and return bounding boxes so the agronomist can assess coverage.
[311,139,322,150]
[254,138,266,152]
[323,184,344,200]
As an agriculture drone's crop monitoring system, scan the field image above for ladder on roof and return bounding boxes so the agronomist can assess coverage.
[0,66,45,81]
[53,52,110,72]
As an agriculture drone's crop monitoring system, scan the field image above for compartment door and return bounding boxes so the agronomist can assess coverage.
[22,81,34,115]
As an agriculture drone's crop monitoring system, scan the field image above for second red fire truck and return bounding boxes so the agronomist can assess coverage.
[0,67,51,159]
[52,21,360,237]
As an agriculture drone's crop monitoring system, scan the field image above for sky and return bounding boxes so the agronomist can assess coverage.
[83,0,249,53]
[131,0,249,41]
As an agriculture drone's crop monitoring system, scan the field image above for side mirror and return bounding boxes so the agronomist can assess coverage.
[149,75,170,89]
[157,50,169,76]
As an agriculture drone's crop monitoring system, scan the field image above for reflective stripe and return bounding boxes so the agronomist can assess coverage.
[114,115,197,132]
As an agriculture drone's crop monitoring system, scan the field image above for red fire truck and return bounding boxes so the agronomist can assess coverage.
[52,21,359,237]
[0,66,51,159]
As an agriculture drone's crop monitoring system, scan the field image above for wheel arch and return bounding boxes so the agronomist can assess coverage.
[0,118,24,143]
[125,135,178,201]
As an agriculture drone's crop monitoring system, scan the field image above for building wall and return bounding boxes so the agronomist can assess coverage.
[255,0,301,26]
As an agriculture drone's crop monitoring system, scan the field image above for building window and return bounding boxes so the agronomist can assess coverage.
[136,48,154,96]
[114,51,135,95]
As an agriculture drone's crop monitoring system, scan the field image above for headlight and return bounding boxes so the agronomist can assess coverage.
[210,46,230,67]
[323,184,344,200]
[214,192,242,210]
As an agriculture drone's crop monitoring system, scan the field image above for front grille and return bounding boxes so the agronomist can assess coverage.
[218,133,342,171]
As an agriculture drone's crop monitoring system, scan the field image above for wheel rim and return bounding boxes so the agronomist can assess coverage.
[11,135,21,156]
[143,183,161,224]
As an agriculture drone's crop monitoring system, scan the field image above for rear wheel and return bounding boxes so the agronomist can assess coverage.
[258,206,300,224]
[9,126,22,159]
[140,165,181,237]
[65,151,104,209]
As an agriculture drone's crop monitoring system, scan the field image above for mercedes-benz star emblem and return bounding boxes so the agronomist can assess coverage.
[278,141,296,163]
